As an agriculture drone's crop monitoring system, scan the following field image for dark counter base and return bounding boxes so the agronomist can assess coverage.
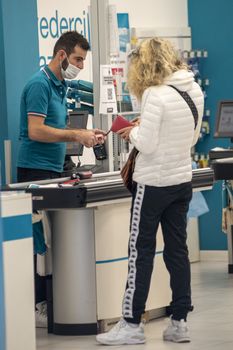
[53,322,97,335]
[228,264,233,274]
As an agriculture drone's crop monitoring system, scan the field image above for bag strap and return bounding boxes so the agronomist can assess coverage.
[168,85,198,129]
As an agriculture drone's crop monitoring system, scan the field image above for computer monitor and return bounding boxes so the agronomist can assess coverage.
[66,110,88,156]
[215,100,233,138]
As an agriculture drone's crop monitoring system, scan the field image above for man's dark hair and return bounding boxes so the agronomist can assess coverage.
[53,31,90,57]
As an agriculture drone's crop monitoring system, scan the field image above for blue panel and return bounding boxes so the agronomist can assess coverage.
[188,0,233,250]
[0,0,39,183]
[0,189,6,349]
[2,214,32,242]
[0,0,7,185]
[199,183,227,250]
[0,222,5,350]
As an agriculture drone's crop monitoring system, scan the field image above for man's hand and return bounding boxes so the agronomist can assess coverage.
[73,129,106,147]
[93,129,106,144]
[74,130,97,147]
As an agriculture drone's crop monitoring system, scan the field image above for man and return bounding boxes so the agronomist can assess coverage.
[17,31,105,327]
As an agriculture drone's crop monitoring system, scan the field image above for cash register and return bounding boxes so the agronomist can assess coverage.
[209,100,233,274]
[209,100,233,179]
[62,110,106,177]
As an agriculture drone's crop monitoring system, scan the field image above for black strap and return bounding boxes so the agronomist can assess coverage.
[168,85,198,129]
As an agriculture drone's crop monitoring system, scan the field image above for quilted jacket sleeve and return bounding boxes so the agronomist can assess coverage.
[129,88,163,154]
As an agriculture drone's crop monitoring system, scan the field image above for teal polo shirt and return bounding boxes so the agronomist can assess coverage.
[17,65,68,173]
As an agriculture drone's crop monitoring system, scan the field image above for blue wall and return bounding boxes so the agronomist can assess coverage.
[0,163,5,349]
[0,0,39,184]
[188,0,233,250]
[0,0,230,250]
[0,211,5,350]
[0,0,7,185]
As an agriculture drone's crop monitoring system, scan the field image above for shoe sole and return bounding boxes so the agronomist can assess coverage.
[163,335,190,343]
[96,338,146,345]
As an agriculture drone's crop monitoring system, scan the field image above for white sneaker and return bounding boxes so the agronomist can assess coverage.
[35,301,47,328]
[163,319,190,343]
[96,318,145,345]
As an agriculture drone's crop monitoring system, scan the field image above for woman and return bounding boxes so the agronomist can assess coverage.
[97,37,204,345]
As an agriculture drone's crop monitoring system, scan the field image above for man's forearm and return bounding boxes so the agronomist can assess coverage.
[29,123,83,143]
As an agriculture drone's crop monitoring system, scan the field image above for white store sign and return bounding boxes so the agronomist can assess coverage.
[37,0,92,81]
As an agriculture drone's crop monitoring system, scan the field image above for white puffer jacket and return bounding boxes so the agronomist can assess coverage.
[129,69,204,187]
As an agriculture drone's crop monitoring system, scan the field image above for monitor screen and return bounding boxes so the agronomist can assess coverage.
[215,101,233,138]
[66,110,88,156]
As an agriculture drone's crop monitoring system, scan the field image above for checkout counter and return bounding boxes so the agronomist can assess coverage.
[209,100,233,273]
[209,149,233,274]
[0,191,35,350]
[8,168,214,335]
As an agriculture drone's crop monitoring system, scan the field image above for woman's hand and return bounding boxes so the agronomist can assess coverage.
[117,126,135,142]
[131,116,141,126]
[116,117,140,141]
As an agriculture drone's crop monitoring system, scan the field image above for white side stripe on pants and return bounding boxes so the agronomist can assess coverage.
[122,184,145,319]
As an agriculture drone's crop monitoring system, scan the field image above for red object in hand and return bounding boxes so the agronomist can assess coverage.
[110,115,133,133]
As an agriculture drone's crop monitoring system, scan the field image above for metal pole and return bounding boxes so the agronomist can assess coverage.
[90,0,114,172]
[4,140,11,184]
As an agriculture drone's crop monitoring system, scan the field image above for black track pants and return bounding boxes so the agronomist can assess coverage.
[123,181,193,324]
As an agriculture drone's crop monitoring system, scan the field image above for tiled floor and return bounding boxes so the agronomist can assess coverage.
[37,261,233,350]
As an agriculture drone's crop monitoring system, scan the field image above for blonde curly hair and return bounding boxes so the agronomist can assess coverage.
[127,37,188,100]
